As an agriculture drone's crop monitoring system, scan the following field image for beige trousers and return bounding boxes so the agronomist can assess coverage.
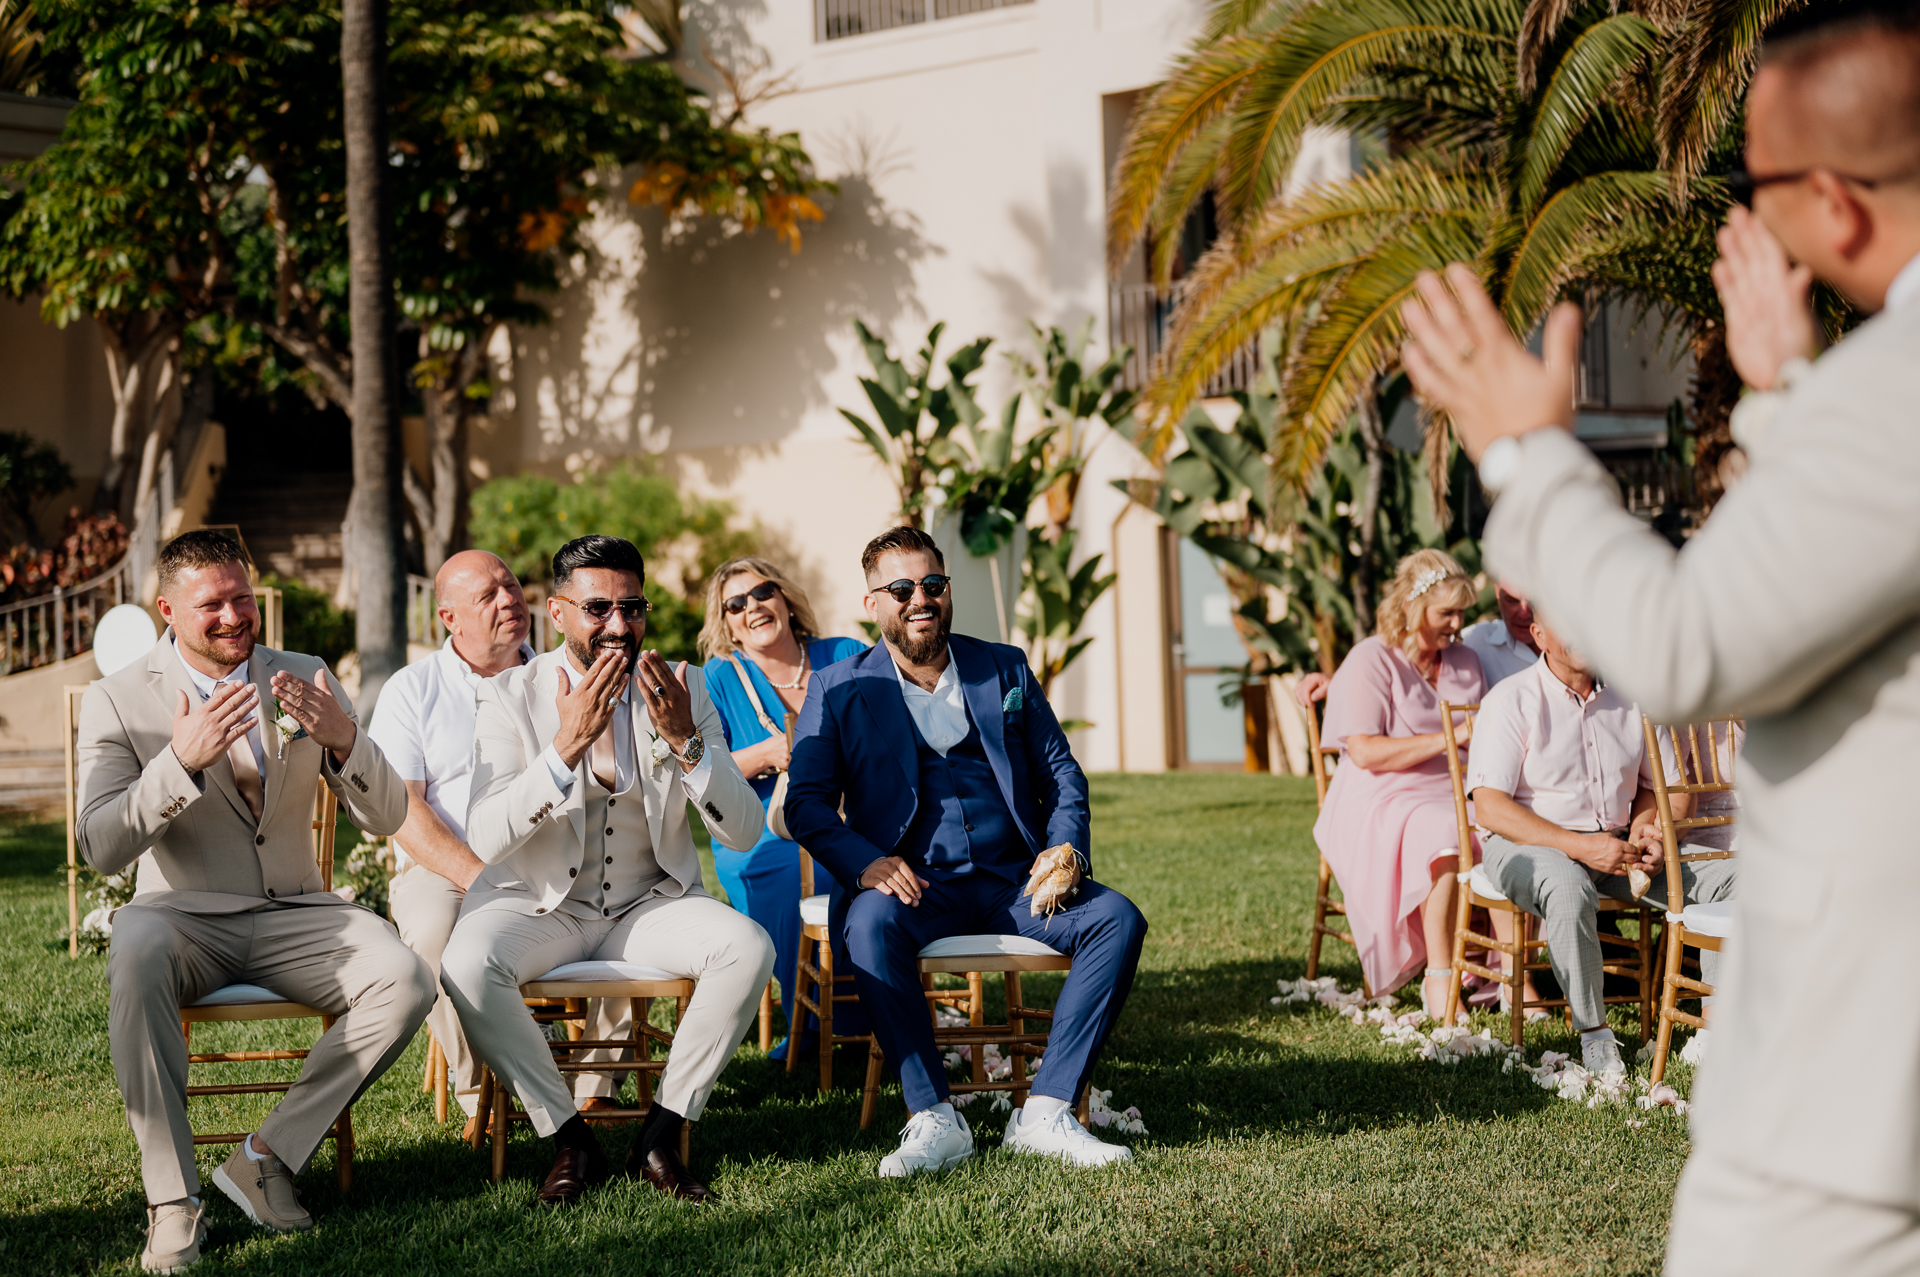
[107,900,436,1204]
[1667,1151,1920,1276]
[440,891,774,1136]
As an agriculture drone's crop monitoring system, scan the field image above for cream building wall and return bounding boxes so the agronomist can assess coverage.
[483,0,1215,770]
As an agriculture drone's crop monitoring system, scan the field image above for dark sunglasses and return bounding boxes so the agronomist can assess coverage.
[1726,157,1883,208]
[723,580,781,615]
[555,594,649,622]
[869,574,951,604]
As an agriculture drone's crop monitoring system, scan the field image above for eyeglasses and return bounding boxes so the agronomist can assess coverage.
[554,595,649,622]
[723,580,781,615]
[869,574,951,604]
[1726,157,1883,208]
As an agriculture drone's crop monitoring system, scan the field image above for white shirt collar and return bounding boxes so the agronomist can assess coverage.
[443,635,535,683]
[892,655,959,700]
[1886,251,1920,313]
[173,635,248,698]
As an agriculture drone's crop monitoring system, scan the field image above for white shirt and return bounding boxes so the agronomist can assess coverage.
[367,636,535,869]
[1466,657,1661,831]
[1886,250,1920,312]
[174,638,264,776]
[1458,619,1539,689]
[892,653,970,756]
[538,653,713,794]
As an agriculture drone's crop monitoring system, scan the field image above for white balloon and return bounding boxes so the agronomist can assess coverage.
[93,604,159,676]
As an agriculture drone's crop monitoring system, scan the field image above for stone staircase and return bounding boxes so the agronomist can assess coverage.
[206,472,354,595]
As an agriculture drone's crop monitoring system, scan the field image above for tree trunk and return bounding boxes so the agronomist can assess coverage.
[1350,389,1386,642]
[96,316,178,526]
[401,337,482,575]
[1689,319,1742,510]
[343,0,407,710]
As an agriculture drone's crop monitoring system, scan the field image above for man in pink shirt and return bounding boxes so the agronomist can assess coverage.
[1466,619,1736,1076]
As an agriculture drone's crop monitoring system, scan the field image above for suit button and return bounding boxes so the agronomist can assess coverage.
[602,908,610,917]
[569,868,577,878]
[603,882,611,891]
[608,798,615,807]
[256,835,266,846]
[267,889,276,898]
[964,824,975,832]
[606,856,613,864]
[536,908,546,915]
[606,828,614,836]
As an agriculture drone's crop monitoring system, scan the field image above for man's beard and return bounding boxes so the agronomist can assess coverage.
[566,632,637,677]
[180,622,255,668]
[880,601,951,665]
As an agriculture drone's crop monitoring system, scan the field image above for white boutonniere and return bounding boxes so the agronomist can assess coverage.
[270,696,305,761]
[648,734,672,769]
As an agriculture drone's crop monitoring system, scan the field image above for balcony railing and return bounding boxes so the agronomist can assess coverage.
[817,0,1032,41]
[1108,282,1260,398]
[0,555,133,675]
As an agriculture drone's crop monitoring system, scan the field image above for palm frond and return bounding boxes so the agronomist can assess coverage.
[1517,0,1585,91]
[1502,169,1669,323]
[1517,12,1660,214]
[1106,35,1263,275]
[1145,115,1232,287]
[1657,0,1804,184]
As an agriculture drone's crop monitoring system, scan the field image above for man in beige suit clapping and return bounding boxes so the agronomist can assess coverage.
[442,534,773,1209]
[79,529,433,1273]
[1400,3,1920,1270]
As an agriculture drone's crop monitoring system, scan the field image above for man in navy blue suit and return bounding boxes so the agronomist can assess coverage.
[786,526,1147,1176]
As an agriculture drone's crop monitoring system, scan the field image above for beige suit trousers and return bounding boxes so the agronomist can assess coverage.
[1667,1151,1920,1276]
[440,892,774,1136]
[107,899,435,1203]
[389,865,631,1108]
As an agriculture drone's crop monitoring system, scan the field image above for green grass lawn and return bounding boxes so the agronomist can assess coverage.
[0,774,1693,1275]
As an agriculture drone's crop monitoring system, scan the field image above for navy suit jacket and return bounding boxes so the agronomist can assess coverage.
[784,634,1091,894]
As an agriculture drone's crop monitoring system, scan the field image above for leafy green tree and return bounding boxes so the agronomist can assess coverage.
[1013,320,1140,542]
[1018,528,1116,702]
[466,460,757,662]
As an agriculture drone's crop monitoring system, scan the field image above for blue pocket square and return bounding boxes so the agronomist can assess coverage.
[1002,687,1023,712]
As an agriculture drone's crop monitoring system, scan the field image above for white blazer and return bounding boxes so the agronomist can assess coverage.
[463,648,764,916]
[1484,297,1920,1208]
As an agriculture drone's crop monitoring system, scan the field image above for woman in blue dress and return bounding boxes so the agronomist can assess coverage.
[699,557,865,1060]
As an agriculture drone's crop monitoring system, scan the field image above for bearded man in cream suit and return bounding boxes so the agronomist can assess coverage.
[442,534,773,1209]
[1400,3,1920,1271]
[78,529,433,1273]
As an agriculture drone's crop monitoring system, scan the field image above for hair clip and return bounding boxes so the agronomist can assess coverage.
[1408,568,1450,600]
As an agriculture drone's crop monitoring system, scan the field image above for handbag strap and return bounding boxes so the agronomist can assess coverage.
[722,652,785,739]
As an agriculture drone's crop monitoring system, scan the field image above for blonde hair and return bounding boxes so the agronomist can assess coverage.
[1376,548,1477,662]
[698,557,821,659]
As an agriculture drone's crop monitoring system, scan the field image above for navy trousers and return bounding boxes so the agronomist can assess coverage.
[842,873,1147,1113]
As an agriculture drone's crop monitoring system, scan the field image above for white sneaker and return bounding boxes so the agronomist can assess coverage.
[878,1107,974,1178]
[1581,1033,1627,1079]
[1680,1028,1711,1066]
[1002,1105,1134,1167]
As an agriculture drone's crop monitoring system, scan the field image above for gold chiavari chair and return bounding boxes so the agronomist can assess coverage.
[1643,715,1740,1084]
[786,846,871,1092]
[1303,698,1363,987]
[1441,701,1658,1042]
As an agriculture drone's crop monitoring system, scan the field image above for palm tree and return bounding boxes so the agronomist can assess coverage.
[1108,0,1735,498]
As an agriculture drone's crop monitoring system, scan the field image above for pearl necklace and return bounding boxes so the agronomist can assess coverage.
[765,650,809,690]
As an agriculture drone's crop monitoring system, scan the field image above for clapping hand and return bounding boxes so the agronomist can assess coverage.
[170,682,259,775]
[553,646,630,769]
[1712,205,1819,391]
[271,668,357,763]
[634,650,697,764]
[1400,264,1584,462]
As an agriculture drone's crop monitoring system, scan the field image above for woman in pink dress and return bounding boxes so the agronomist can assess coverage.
[1314,549,1487,1016]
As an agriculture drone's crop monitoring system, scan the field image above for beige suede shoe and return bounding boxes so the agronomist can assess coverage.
[211,1143,314,1233]
[141,1198,207,1273]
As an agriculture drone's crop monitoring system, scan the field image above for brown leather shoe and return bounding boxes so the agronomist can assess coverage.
[628,1145,712,1204]
[537,1145,608,1207]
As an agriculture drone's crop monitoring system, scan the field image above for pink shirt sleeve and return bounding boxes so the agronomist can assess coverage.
[1464,678,1528,797]
[1321,639,1395,751]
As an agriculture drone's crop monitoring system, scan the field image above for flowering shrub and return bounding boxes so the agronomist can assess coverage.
[333,834,395,917]
[0,509,130,603]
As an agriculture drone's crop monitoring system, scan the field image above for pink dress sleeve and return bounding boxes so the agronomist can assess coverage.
[1321,638,1395,751]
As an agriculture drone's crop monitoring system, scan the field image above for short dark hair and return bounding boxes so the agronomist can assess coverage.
[157,529,249,597]
[861,525,945,577]
[1764,0,1920,58]
[552,535,646,593]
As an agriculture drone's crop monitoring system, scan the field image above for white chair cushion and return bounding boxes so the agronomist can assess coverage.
[1681,901,1735,939]
[1468,864,1509,903]
[190,984,291,1008]
[532,960,680,984]
[800,894,830,927]
[918,934,1065,960]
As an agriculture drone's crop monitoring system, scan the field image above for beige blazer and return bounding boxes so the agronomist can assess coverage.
[1484,297,1920,1207]
[77,632,407,913]
[462,648,764,916]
